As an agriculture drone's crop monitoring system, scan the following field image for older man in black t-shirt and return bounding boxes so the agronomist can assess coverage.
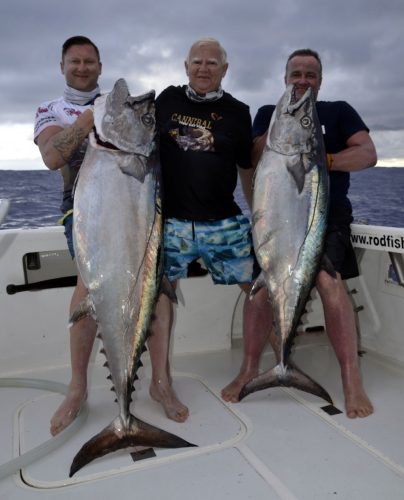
[147,38,271,422]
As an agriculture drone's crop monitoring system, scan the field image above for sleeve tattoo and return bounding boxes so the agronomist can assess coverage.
[52,125,87,163]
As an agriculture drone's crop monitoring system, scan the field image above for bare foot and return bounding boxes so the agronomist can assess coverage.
[345,385,374,418]
[149,380,189,423]
[50,387,87,436]
[221,369,258,403]
[342,368,374,418]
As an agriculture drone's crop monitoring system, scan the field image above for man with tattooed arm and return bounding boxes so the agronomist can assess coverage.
[34,35,102,436]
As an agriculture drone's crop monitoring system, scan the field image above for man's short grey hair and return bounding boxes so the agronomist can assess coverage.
[186,38,228,65]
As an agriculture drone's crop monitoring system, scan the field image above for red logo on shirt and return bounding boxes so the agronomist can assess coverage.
[36,107,49,116]
[64,107,81,117]
[211,113,223,121]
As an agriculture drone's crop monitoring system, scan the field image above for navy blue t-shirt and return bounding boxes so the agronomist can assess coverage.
[252,101,369,224]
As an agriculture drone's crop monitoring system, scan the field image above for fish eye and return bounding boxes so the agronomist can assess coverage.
[141,113,155,127]
[301,115,312,128]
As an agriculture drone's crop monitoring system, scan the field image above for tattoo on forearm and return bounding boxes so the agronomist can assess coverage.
[53,126,87,163]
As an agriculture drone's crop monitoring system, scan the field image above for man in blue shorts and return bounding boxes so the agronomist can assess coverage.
[34,36,102,435]
[149,38,272,422]
[223,48,376,418]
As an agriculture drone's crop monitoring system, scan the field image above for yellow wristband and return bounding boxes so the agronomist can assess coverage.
[326,153,334,171]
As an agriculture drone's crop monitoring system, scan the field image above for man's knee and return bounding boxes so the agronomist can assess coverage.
[316,269,344,300]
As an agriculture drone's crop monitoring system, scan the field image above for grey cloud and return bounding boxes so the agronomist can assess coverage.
[0,0,403,162]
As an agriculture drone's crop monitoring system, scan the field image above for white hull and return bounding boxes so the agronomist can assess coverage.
[0,224,404,498]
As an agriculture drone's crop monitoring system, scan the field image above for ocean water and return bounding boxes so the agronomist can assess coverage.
[0,167,403,230]
[0,170,63,229]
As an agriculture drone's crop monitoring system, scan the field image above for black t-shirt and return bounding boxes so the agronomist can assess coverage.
[252,100,369,224]
[156,85,253,220]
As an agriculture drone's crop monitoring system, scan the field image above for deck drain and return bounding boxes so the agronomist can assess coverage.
[321,405,343,415]
[130,448,156,462]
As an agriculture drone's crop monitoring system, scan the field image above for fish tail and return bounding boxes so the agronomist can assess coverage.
[69,413,196,477]
[239,361,333,405]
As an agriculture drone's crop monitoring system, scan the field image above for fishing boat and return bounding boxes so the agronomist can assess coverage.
[1,199,404,499]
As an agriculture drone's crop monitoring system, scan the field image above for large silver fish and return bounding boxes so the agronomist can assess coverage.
[70,79,194,477]
[240,84,333,404]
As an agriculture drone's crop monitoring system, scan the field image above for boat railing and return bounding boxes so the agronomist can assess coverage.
[351,224,404,286]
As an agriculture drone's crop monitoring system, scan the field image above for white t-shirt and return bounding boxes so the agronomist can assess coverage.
[34,97,93,213]
[34,97,91,143]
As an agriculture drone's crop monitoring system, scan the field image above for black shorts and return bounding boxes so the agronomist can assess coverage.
[322,222,359,280]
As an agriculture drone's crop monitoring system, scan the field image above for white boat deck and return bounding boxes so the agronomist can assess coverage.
[1,224,404,499]
[1,335,404,500]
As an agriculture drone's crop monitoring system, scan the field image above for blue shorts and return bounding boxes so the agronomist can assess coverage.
[163,215,258,285]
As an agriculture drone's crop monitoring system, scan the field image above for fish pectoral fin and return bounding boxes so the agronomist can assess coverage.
[69,414,196,477]
[239,361,333,405]
[69,295,95,326]
[321,254,337,279]
[119,155,148,182]
[286,159,305,194]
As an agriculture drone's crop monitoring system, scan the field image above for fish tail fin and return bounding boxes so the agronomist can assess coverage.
[239,361,333,405]
[69,413,196,477]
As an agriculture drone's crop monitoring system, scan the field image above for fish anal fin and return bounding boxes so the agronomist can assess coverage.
[160,275,178,303]
[69,295,95,326]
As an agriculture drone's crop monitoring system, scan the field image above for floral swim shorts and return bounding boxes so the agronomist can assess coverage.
[163,215,258,285]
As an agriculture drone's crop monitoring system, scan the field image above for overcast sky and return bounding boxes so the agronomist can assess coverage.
[0,0,403,169]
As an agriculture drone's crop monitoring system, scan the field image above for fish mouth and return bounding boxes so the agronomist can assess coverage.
[290,84,311,103]
[287,85,312,114]
[290,85,299,104]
